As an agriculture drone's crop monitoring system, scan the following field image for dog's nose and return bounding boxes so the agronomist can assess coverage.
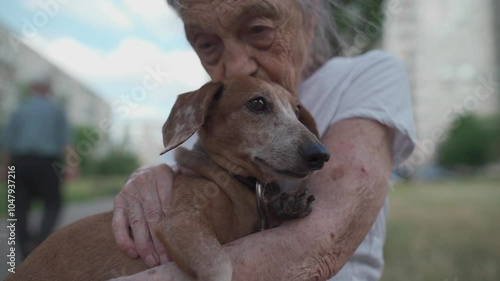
[299,143,330,170]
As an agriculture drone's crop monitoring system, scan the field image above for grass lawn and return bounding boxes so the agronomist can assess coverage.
[0,175,127,217]
[382,179,500,281]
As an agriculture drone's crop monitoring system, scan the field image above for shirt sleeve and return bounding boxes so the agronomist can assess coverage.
[332,50,417,166]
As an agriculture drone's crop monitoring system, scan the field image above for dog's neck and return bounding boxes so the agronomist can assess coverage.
[189,143,280,191]
[195,138,275,184]
[233,175,258,190]
[175,142,281,193]
[233,175,281,195]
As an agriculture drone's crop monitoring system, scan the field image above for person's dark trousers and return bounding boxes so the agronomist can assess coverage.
[12,155,62,259]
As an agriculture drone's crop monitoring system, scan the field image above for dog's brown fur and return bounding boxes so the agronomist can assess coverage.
[6,76,328,281]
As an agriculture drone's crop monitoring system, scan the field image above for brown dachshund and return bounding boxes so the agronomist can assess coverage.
[6,76,329,281]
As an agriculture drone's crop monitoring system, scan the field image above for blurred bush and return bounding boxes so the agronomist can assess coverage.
[438,114,500,168]
[73,125,139,176]
[73,125,99,175]
[93,149,140,176]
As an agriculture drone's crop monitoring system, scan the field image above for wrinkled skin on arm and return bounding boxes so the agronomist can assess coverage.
[110,117,394,281]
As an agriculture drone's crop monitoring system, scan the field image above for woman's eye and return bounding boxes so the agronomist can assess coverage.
[196,41,214,51]
[246,24,275,48]
[193,35,222,65]
[246,97,268,113]
[250,25,267,34]
[199,42,211,49]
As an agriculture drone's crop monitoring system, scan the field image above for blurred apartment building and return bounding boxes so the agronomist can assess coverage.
[383,0,500,168]
[124,121,164,165]
[0,24,111,155]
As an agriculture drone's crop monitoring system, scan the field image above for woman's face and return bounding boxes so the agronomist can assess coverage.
[180,0,313,92]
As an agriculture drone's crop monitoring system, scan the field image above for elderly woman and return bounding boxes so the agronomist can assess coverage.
[112,0,416,280]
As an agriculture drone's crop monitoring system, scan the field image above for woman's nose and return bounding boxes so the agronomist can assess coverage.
[223,42,258,78]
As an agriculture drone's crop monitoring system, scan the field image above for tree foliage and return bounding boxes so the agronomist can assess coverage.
[331,0,386,54]
[73,125,140,176]
[438,114,500,168]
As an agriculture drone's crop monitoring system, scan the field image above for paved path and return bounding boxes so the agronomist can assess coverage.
[0,197,115,279]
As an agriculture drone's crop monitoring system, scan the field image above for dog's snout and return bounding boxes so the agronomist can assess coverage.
[299,143,330,170]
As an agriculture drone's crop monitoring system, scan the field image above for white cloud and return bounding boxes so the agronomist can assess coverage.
[40,37,207,87]
[124,0,169,20]
[20,0,43,10]
[124,0,184,40]
[22,0,183,35]
[64,1,133,31]
[20,0,185,39]
[21,0,133,31]
[97,2,132,29]
[41,37,107,80]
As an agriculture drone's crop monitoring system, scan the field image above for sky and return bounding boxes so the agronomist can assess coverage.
[0,0,210,122]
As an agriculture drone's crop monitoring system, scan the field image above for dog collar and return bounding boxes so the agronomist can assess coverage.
[255,182,269,231]
[234,175,280,231]
[234,175,258,192]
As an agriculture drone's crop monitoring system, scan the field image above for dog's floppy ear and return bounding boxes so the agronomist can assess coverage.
[298,103,319,138]
[160,81,223,155]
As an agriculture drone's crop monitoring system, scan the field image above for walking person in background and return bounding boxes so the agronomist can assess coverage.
[1,76,75,259]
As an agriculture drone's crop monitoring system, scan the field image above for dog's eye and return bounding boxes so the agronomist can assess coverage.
[246,97,267,113]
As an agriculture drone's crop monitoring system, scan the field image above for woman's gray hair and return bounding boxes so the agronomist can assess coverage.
[166,0,345,74]
[296,0,346,72]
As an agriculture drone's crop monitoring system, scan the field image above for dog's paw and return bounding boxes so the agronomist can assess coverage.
[268,188,315,220]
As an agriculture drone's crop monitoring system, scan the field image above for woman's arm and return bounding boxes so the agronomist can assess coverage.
[111,117,394,281]
[224,117,394,280]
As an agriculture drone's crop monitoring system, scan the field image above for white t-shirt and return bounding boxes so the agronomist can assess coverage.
[298,50,416,281]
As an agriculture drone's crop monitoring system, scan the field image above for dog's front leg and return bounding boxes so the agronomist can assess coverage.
[156,210,233,281]
[268,188,315,220]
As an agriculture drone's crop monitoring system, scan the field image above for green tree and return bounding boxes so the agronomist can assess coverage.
[438,114,500,168]
[72,125,99,175]
[73,125,140,176]
[331,0,386,54]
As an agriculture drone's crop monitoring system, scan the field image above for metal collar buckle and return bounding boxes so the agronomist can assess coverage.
[255,182,269,231]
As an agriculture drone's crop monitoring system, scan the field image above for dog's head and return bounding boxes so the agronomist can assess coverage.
[161,76,329,182]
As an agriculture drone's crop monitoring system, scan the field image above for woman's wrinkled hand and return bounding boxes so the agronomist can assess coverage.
[112,164,174,267]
